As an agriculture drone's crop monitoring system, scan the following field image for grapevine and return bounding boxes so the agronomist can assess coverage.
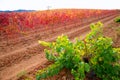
[37,22,120,80]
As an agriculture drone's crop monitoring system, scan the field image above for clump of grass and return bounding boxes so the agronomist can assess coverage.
[115,16,120,23]
[17,70,32,80]
[17,70,27,78]
[17,70,33,80]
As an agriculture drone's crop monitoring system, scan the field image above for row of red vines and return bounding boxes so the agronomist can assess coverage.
[0,9,119,39]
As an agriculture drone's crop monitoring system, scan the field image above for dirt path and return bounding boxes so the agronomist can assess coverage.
[0,14,119,80]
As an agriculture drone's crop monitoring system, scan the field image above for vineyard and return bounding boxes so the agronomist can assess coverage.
[0,9,120,80]
[0,9,118,39]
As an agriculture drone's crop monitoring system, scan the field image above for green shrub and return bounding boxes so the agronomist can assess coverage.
[36,22,120,80]
[37,34,90,80]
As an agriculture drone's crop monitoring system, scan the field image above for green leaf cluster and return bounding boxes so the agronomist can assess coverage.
[37,34,90,80]
[85,22,120,80]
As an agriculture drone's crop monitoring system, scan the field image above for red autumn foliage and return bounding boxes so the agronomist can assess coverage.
[0,9,118,39]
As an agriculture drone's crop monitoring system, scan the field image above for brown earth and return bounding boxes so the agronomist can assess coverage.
[0,14,119,80]
[103,21,120,47]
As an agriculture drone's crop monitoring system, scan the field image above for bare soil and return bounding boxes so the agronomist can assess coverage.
[103,21,120,47]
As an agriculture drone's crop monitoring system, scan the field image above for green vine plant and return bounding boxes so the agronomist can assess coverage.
[85,22,120,80]
[36,22,120,80]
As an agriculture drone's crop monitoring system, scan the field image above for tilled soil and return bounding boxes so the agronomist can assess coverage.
[103,21,120,47]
